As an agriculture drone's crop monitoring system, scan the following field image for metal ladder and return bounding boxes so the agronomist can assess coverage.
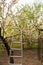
[9,28,23,65]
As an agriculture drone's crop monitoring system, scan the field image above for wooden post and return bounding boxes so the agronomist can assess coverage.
[0,21,1,36]
[38,30,40,60]
[0,27,1,36]
[38,28,43,60]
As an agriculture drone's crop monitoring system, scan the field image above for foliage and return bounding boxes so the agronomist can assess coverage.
[15,3,43,47]
[1,2,43,48]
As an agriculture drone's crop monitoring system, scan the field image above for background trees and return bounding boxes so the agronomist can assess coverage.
[1,2,43,48]
[14,3,43,48]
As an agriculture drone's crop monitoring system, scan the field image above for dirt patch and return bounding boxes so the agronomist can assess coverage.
[0,49,43,65]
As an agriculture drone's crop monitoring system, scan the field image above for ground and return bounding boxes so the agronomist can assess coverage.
[23,49,43,65]
[0,49,43,65]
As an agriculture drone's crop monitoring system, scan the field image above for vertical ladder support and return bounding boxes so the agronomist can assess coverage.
[9,27,23,65]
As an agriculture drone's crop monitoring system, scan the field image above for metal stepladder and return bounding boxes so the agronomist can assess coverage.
[9,27,23,65]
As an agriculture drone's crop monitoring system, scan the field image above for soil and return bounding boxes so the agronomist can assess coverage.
[0,49,43,65]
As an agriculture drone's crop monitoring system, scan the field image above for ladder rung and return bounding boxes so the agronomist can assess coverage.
[12,41,22,43]
[9,63,22,65]
[10,56,22,57]
[11,48,22,50]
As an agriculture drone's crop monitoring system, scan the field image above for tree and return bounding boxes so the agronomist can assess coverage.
[0,0,19,63]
